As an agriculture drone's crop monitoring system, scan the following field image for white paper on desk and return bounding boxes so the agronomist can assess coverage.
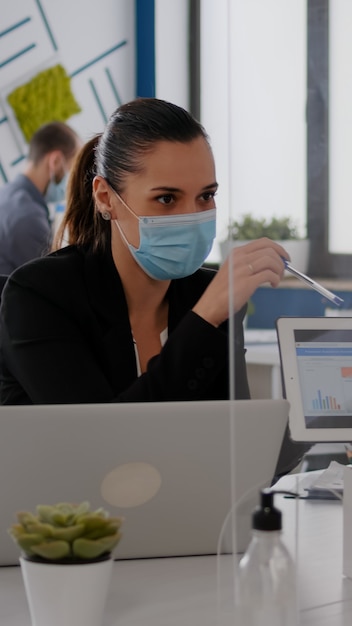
[272,462,345,495]
[303,460,345,494]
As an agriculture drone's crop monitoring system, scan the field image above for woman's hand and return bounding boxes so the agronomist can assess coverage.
[192,238,289,327]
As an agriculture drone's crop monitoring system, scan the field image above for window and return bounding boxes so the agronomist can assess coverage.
[309,0,352,277]
[197,0,352,278]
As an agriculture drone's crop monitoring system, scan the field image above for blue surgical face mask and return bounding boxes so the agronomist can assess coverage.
[45,172,69,204]
[113,192,216,280]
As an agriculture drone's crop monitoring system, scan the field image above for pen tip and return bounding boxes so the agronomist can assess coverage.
[334,296,344,306]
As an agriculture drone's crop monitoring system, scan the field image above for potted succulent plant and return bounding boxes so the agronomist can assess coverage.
[8,501,123,626]
[220,213,310,274]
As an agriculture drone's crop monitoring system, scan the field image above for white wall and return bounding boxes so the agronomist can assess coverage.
[154,0,189,109]
[0,0,135,184]
[200,0,307,263]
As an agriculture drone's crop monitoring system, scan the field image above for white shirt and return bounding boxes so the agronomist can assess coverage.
[133,328,168,376]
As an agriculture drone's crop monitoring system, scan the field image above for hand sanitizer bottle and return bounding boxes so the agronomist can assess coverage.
[235,489,298,626]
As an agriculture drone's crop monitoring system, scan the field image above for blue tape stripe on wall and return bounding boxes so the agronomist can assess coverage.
[135,0,155,97]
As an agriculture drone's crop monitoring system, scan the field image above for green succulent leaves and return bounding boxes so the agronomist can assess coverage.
[9,502,123,562]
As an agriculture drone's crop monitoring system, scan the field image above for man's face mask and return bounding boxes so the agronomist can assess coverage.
[45,171,69,205]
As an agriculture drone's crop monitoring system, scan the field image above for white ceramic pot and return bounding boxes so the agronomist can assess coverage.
[220,239,311,275]
[20,556,113,626]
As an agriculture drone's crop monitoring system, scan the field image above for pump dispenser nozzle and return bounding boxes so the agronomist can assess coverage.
[252,488,282,531]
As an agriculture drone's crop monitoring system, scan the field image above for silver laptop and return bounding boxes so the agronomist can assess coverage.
[0,399,288,565]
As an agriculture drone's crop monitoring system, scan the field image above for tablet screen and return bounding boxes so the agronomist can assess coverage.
[277,317,352,441]
[294,329,352,429]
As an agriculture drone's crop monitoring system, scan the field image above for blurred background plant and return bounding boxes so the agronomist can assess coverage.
[226,214,302,241]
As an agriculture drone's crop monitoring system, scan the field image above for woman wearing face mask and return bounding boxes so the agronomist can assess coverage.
[0,98,289,406]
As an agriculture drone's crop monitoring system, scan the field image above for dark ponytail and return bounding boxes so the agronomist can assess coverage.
[52,134,110,251]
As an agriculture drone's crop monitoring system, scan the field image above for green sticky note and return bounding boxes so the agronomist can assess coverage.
[7,64,81,142]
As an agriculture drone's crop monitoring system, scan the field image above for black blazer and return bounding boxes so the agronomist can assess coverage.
[0,245,309,476]
[0,244,249,405]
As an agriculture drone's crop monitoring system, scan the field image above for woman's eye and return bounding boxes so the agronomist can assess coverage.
[202,191,217,202]
[157,194,174,205]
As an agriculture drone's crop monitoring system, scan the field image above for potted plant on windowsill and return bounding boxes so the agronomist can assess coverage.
[8,501,123,626]
[220,213,310,274]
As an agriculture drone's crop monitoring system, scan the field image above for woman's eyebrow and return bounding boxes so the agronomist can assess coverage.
[150,182,219,193]
[150,186,182,192]
[203,182,219,191]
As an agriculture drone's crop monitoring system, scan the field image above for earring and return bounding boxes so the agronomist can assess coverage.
[101,211,111,221]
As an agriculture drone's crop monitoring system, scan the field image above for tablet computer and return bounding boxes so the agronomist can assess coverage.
[276,316,352,442]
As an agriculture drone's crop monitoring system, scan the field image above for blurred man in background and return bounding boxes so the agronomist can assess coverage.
[0,121,81,274]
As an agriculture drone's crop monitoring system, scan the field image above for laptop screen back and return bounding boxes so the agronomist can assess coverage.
[0,399,288,565]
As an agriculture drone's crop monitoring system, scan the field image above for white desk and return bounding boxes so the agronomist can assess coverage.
[244,328,282,399]
[245,342,282,399]
[0,475,351,625]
